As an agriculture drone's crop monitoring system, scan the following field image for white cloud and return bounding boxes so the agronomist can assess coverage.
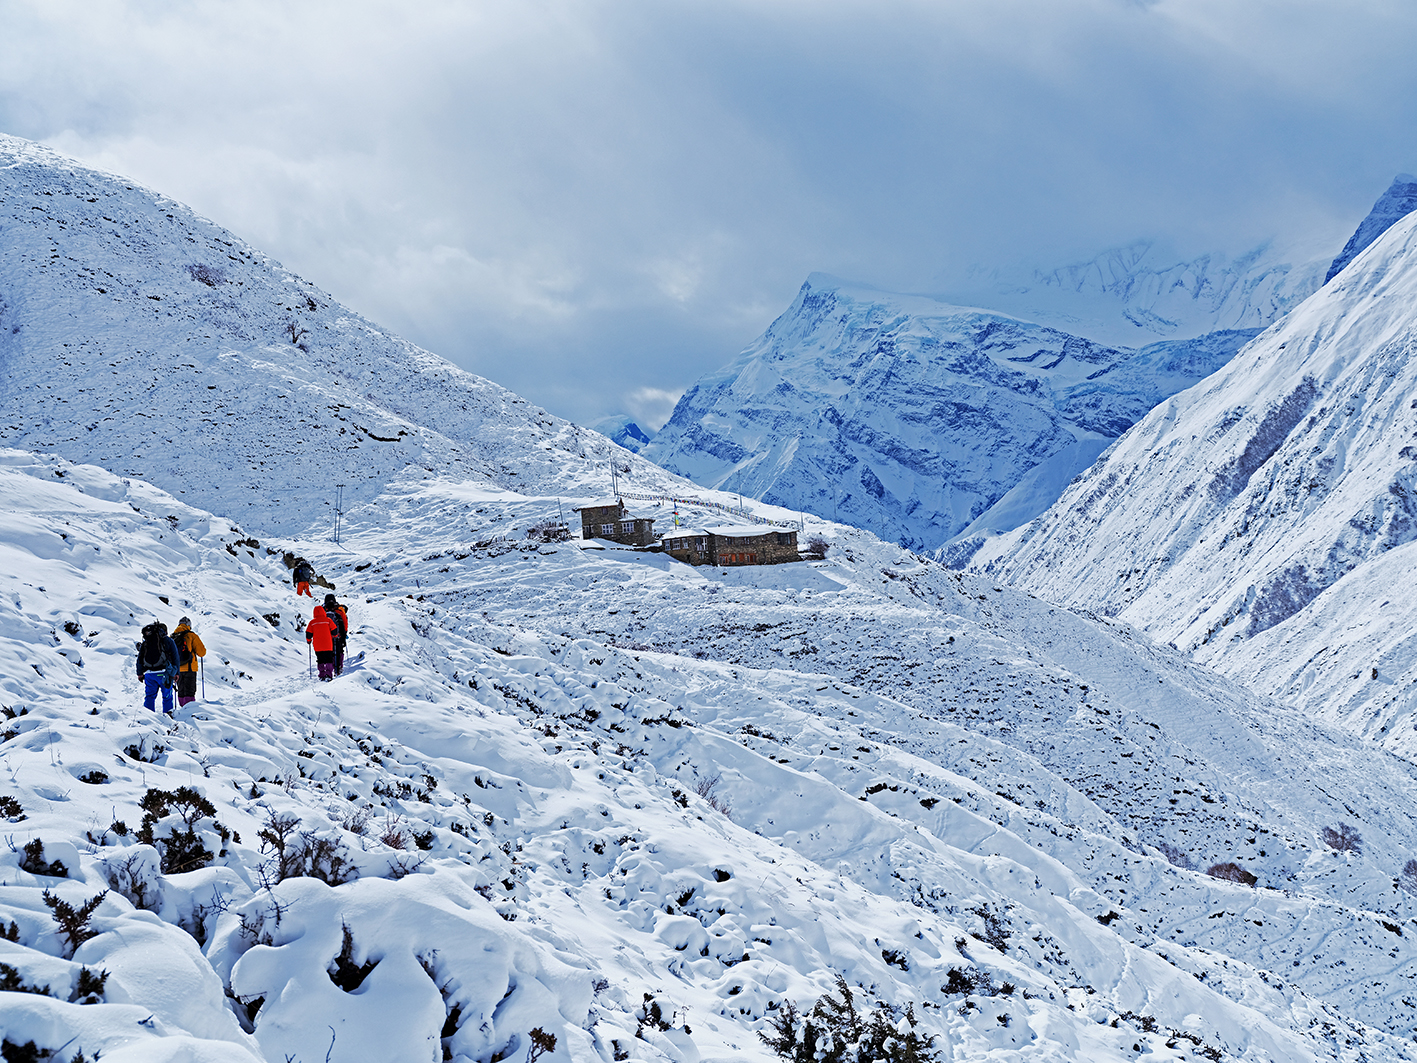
[3,0,1416,423]
[625,387,685,432]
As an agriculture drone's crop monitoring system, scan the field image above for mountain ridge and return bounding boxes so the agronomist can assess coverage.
[970,203,1417,760]
[644,274,1260,553]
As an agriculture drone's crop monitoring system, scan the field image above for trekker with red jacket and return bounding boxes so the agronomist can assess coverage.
[306,606,337,681]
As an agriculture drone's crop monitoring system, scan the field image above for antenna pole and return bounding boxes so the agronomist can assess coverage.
[333,484,345,544]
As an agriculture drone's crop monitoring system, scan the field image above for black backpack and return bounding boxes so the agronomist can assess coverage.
[173,629,193,667]
[140,623,170,670]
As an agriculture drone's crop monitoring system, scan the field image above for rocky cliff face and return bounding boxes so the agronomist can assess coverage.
[645,275,1258,552]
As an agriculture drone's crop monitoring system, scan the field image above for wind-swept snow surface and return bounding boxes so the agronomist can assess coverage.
[4,449,1417,1061]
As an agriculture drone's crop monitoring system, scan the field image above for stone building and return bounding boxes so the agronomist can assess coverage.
[662,524,800,566]
[660,528,710,565]
[574,500,658,547]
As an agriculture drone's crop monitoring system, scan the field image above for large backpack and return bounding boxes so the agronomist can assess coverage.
[173,629,193,668]
[140,623,171,671]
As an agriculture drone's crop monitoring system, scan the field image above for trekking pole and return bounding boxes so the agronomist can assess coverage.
[308,640,313,679]
[200,657,205,701]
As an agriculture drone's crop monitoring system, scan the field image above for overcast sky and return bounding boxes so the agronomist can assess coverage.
[3,0,1416,429]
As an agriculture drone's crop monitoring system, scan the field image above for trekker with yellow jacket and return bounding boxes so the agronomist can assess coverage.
[171,617,207,707]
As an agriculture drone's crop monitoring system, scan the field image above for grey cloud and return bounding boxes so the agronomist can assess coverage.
[2,0,1416,424]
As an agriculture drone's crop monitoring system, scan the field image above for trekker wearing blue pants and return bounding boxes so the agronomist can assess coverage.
[136,621,180,714]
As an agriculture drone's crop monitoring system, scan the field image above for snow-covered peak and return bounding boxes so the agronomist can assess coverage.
[646,274,1257,552]
[1325,172,1417,283]
[951,238,1326,348]
[589,414,654,453]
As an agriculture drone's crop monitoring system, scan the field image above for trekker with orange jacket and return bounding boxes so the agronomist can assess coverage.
[171,617,207,707]
[306,606,337,681]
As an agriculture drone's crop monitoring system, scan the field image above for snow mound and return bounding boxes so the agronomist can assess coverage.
[1,449,1416,1060]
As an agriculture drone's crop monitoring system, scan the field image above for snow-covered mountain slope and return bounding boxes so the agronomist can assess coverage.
[956,240,1326,350]
[590,415,654,454]
[970,206,1417,757]
[6,447,1417,1062]
[1325,174,1417,283]
[0,134,683,538]
[8,134,1417,1061]
[644,274,1259,552]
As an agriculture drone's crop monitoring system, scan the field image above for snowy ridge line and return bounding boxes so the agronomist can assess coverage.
[616,490,800,528]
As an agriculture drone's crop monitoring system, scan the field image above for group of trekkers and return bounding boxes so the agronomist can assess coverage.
[291,557,350,680]
[135,556,352,712]
[134,617,206,715]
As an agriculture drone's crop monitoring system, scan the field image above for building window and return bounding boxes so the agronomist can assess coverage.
[600,524,614,535]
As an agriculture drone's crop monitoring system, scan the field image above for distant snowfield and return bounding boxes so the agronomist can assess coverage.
[4,133,1417,1062]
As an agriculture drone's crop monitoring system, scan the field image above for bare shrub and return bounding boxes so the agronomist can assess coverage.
[258,811,355,887]
[137,786,229,874]
[1321,822,1363,854]
[342,807,371,836]
[20,839,68,878]
[379,814,409,850]
[296,833,356,886]
[285,320,309,350]
[187,263,226,287]
[1206,862,1257,886]
[1401,859,1417,896]
[761,974,942,1063]
[803,536,830,560]
[258,812,303,883]
[42,889,107,957]
[694,775,732,817]
[525,520,570,543]
[328,924,377,992]
[103,850,160,911]
[527,1027,558,1062]
[1156,842,1195,870]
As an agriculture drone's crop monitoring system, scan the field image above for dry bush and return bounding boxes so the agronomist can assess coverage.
[1400,859,1417,895]
[1321,822,1363,854]
[187,263,226,287]
[1156,842,1195,870]
[379,814,409,850]
[1205,862,1257,886]
[695,774,732,817]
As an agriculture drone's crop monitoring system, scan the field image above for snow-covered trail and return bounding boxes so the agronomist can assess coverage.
[3,451,1413,1060]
